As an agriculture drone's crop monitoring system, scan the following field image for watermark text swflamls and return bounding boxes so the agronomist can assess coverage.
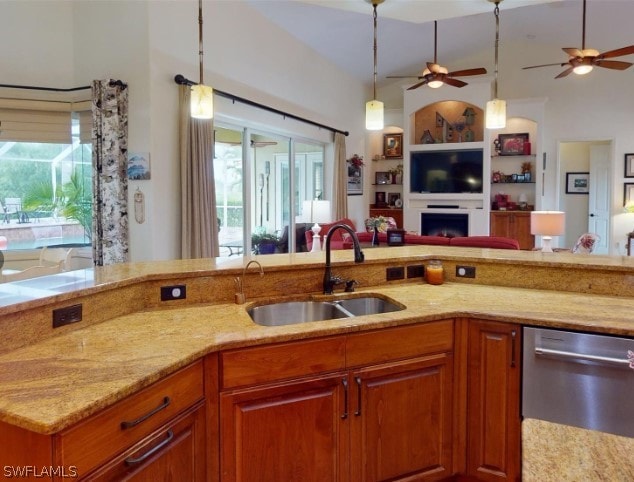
[3,465,78,478]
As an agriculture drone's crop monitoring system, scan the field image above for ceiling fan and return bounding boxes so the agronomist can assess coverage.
[387,20,487,89]
[523,0,634,79]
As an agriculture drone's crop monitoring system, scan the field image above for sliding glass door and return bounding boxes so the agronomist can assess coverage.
[215,124,325,256]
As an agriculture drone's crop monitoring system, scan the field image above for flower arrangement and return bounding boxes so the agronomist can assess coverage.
[347,154,364,168]
[521,161,532,174]
[388,164,403,176]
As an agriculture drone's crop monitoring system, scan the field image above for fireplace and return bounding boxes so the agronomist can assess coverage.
[420,213,468,237]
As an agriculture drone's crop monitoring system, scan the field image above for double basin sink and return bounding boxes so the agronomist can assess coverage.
[248,295,404,327]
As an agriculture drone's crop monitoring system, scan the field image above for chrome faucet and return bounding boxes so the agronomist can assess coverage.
[323,224,364,294]
[235,259,264,304]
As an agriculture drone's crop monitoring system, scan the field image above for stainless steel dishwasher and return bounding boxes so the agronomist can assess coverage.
[522,326,634,480]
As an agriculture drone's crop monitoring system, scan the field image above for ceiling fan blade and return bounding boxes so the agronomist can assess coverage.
[598,45,634,59]
[443,77,467,88]
[594,59,633,70]
[555,66,574,79]
[523,62,567,70]
[407,79,429,91]
[562,48,583,57]
[447,67,487,77]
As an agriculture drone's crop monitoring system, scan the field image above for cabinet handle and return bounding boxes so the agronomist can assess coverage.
[124,430,174,466]
[120,396,171,429]
[341,378,348,420]
[511,330,517,367]
[354,377,362,416]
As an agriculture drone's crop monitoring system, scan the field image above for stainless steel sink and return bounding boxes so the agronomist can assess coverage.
[247,295,403,326]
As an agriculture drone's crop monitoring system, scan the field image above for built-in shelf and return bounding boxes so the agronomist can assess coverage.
[493,182,536,185]
[373,183,402,186]
[492,154,536,159]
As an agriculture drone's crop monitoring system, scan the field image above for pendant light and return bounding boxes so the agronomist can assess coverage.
[365,0,385,131]
[191,0,213,119]
[485,0,506,129]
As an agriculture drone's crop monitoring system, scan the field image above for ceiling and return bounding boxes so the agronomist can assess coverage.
[246,0,634,88]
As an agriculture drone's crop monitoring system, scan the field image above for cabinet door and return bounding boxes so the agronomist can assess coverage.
[466,320,521,482]
[351,354,454,482]
[86,401,207,481]
[511,212,534,250]
[489,213,512,239]
[220,373,348,482]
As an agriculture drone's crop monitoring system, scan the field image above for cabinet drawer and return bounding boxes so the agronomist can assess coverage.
[56,360,204,477]
[221,337,346,389]
[346,320,454,368]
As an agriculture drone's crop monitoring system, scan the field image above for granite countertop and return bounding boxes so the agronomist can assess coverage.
[1,279,634,435]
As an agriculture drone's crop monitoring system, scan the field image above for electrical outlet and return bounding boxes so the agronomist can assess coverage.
[456,265,476,278]
[407,264,424,278]
[53,304,83,328]
[161,285,187,301]
[386,266,405,281]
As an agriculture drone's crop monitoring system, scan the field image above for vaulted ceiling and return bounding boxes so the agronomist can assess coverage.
[247,0,634,89]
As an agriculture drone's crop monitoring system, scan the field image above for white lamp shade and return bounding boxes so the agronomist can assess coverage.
[573,65,593,75]
[302,200,331,224]
[365,99,384,131]
[191,84,214,119]
[485,98,506,129]
[530,211,566,236]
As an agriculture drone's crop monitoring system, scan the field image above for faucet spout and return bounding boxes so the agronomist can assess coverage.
[323,224,364,294]
[235,260,264,304]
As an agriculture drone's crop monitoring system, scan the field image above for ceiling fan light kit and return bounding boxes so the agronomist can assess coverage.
[190,0,213,119]
[485,0,506,129]
[365,0,385,131]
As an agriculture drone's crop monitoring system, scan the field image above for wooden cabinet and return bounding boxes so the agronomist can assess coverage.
[220,373,348,482]
[351,354,453,481]
[466,320,521,482]
[369,205,403,227]
[86,402,206,481]
[0,360,209,481]
[490,211,534,250]
[220,321,454,482]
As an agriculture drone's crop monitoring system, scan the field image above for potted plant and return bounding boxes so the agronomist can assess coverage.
[251,231,279,255]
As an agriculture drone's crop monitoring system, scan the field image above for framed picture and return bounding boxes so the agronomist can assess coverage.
[375,191,387,206]
[347,165,362,196]
[383,133,403,159]
[498,133,529,156]
[624,183,634,205]
[566,172,590,194]
[375,171,390,185]
[625,153,634,178]
[127,152,151,180]
[388,192,401,206]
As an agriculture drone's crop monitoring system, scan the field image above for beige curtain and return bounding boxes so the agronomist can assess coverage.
[178,85,219,258]
[332,132,348,220]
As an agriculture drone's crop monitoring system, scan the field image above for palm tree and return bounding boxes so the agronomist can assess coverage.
[23,168,92,240]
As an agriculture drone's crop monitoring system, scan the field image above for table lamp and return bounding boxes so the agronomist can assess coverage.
[303,200,331,252]
[530,211,565,253]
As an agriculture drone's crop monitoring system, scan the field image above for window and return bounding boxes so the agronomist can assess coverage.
[0,102,92,251]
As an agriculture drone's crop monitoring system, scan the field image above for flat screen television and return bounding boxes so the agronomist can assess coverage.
[410,148,483,194]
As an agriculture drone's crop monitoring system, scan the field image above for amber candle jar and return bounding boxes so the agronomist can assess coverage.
[425,260,444,285]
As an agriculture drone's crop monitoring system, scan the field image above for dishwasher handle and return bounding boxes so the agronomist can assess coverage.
[535,347,633,369]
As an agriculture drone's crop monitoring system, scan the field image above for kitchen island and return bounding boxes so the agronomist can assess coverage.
[1,245,633,480]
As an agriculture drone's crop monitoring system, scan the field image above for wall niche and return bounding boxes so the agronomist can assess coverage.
[413,100,483,145]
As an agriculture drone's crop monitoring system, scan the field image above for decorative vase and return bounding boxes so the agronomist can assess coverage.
[372,226,380,246]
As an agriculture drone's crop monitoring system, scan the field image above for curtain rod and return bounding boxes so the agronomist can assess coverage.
[0,79,127,92]
[174,74,349,137]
